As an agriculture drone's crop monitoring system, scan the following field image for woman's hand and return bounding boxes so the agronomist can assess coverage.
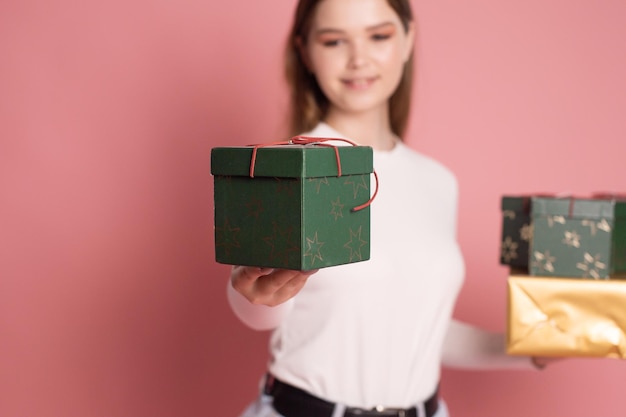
[531,356,564,370]
[230,266,318,307]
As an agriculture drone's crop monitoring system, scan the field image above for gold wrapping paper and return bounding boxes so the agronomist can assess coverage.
[507,274,626,358]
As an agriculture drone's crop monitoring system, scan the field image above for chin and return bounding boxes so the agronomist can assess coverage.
[337,98,391,115]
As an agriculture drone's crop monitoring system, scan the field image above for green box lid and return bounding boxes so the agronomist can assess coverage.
[501,196,532,212]
[531,196,626,219]
[211,145,373,178]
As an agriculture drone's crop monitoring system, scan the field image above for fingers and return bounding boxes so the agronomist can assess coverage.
[230,266,318,306]
[250,269,311,305]
[531,356,564,370]
[261,269,318,307]
[232,266,273,285]
[254,268,313,293]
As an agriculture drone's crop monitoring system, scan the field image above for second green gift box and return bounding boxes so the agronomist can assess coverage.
[530,196,626,278]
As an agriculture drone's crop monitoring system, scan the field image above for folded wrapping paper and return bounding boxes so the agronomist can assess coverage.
[507,274,626,358]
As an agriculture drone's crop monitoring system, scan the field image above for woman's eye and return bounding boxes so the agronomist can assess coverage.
[371,33,392,41]
[321,38,343,47]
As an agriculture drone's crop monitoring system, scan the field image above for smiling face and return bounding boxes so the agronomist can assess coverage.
[302,0,414,121]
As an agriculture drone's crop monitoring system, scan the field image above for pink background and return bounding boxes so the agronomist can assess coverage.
[1,1,625,416]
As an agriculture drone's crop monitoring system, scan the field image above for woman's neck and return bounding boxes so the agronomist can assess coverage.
[323,109,398,151]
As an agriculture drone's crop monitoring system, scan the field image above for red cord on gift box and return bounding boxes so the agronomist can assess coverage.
[528,192,626,218]
[248,136,378,212]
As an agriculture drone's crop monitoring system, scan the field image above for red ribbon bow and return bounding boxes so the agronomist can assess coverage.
[248,136,379,212]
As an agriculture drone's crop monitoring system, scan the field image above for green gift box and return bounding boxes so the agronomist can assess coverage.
[500,196,534,270]
[529,196,626,278]
[211,143,374,270]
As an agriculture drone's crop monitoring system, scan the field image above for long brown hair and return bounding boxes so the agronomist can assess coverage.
[284,0,415,138]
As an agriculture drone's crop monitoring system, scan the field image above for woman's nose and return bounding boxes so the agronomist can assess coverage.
[347,41,369,69]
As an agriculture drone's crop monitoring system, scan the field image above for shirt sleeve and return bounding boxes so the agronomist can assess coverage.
[442,319,535,370]
[226,280,294,331]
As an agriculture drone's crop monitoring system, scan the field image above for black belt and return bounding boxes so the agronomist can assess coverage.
[264,374,439,417]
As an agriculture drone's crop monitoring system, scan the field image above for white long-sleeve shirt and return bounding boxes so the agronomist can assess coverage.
[227,122,533,409]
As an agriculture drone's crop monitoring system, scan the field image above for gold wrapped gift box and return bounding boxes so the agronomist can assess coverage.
[507,274,626,359]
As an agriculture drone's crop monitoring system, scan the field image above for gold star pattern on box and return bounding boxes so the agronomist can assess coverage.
[547,215,566,227]
[263,222,299,267]
[275,178,298,197]
[344,226,367,262]
[581,218,611,236]
[308,177,329,194]
[215,218,241,256]
[502,210,516,220]
[246,196,264,219]
[304,232,325,267]
[562,230,581,248]
[343,175,369,199]
[576,252,607,279]
[330,197,345,221]
[501,236,519,262]
[532,250,556,273]
[520,224,533,241]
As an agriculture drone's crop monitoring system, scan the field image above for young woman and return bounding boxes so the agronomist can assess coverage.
[228,1,548,416]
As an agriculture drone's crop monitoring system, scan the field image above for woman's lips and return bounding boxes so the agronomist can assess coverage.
[342,76,378,90]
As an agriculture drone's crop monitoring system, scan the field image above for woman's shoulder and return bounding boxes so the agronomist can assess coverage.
[303,122,457,188]
[389,141,458,186]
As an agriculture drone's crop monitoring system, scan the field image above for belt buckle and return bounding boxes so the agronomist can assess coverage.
[373,405,406,417]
